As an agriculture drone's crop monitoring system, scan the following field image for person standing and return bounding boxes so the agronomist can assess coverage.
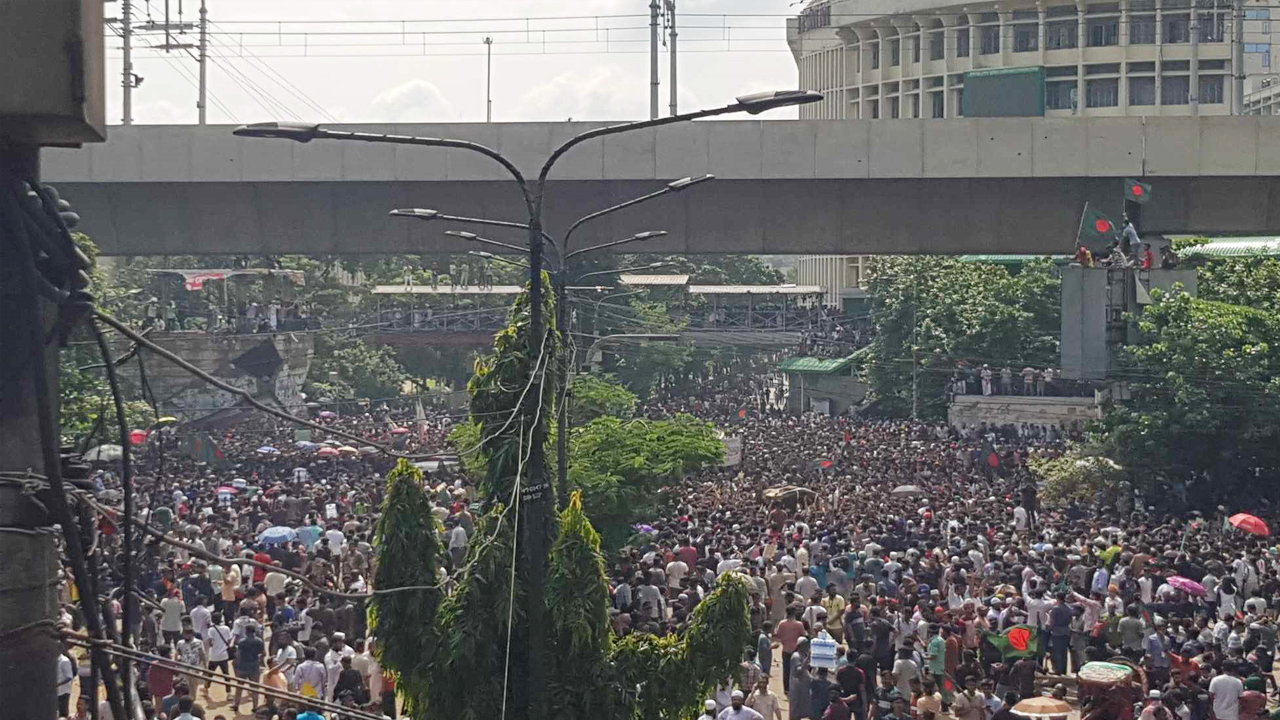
[822,585,848,644]
[981,365,993,396]
[789,637,812,720]
[1209,662,1244,720]
[160,588,186,646]
[175,625,207,701]
[293,646,328,701]
[776,609,807,693]
[748,676,784,720]
[233,625,265,712]
[204,615,234,690]
[719,689,765,720]
[758,622,775,679]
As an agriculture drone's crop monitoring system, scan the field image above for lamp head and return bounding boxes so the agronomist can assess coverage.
[232,121,322,142]
[389,208,440,221]
[734,89,823,114]
[444,230,479,240]
[630,231,669,241]
[666,174,716,192]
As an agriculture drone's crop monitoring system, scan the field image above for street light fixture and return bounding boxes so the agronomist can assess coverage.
[442,229,530,257]
[234,87,822,720]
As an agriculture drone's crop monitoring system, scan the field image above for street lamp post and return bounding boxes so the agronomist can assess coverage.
[233,88,820,720]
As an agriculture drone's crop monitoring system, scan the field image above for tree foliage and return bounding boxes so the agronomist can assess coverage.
[569,373,637,425]
[1030,452,1130,507]
[864,256,1061,418]
[1097,291,1280,493]
[1194,256,1280,313]
[375,284,749,720]
[308,340,409,401]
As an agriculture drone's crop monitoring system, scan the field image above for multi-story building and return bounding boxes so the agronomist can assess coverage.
[788,0,1264,119]
[796,255,872,313]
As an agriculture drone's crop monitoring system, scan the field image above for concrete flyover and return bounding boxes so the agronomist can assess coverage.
[41,117,1280,256]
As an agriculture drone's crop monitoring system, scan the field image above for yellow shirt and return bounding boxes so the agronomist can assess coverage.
[822,595,847,631]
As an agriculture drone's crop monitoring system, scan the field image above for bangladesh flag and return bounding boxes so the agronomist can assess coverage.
[1078,205,1118,245]
[985,624,1039,659]
[1124,178,1152,204]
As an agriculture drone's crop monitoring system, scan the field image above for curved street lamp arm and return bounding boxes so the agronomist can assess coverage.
[563,186,671,250]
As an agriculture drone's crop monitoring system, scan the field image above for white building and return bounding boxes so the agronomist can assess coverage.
[796,255,872,310]
[788,0,1276,119]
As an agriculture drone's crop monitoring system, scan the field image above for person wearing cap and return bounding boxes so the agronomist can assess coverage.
[702,699,721,719]
[1139,690,1174,720]
[323,631,354,701]
[719,689,765,720]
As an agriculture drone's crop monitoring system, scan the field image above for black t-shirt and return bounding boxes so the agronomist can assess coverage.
[236,636,264,673]
[871,619,893,656]
[837,664,865,697]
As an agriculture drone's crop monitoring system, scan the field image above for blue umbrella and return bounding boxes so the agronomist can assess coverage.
[258,526,297,545]
[256,446,280,454]
[295,440,319,449]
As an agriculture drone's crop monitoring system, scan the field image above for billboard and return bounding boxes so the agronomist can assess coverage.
[962,66,1046,117]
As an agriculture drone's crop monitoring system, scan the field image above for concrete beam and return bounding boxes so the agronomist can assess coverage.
[40,117,1280,256]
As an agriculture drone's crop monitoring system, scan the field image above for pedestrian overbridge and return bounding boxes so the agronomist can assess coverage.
[41,117,1280,256]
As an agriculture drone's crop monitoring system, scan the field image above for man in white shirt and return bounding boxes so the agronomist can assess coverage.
[205,618,234,679]
[448,522,469,569]
[264,564,288,597]
[1209,663,1244,720]
[190,596,212,638]
[667,557,689,591]
[323,632,355,701]
[325,526,346,554]
[795,567,820,601]
[56,644,76,717]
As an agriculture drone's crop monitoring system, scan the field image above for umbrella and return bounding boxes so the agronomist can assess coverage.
[1013,697,1072,717]
[391,427,410,435]
[633,524,657,535]
[1230,513,1271,537]
[84,444,124,462]
[1166,575,1206,596]
[154,416,179,426]
[295,440,319,449]
[359,446,378,455]
[318,411,337,419]
[338,446,359,454]
[323,440,343,447]
[258,526,297,545]
[892,484,924,496]
[129,429,149,446]
[316,447,340,457]
[215,486,238,494]
[256,446,280,454]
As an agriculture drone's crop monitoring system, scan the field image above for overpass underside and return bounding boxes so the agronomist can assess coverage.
[55,175,1280,257]
[44,118,1280,256]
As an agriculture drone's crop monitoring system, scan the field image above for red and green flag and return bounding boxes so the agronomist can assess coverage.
[985,624,1039,659]
[1124,178,1152,204]
[1078,205,1118,245]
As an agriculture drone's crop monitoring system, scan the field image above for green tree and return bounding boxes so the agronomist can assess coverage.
[1097,291,1280,494]
[600,299,692,398]
[374,283,749,720]
[1030,452,1130,507]
[568,374,637,425]
[308,340,409,400]
[863,256,1061,418]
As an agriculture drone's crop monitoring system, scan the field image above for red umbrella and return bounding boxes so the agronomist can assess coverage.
[317,447,340,457]
[391,427,410,435]
[1229,513,1271,537]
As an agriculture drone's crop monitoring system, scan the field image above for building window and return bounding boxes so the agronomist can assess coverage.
[956,27,971,57]
[980,25,1001,54]
[930,30,945,59]
[909,94,920,118]
[870,101,880,119]
[1046,20,1078,49]
[1014,24,1039,51]
[1165,14,1190,43]
[931,91,945,117]
[870,43,880,69]
[955,89,964,115]
[1200,75,1225,103]
[1129,77,1156,105]
[1246,7,1270,34]
[1086,78,1119,107]
[1162,75,1190,104]
[1087,17,1119,46]
[890,96,901,118]
[1200,13,1226,41]
[1130,15,1157,43]
[912,36,921,62]
[1046,80,1076,109]
[890,39,901,66]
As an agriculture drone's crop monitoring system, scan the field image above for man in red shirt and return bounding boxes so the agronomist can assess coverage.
[774,608,807,693]
[677,539,699,569]
[253,546,273,584]
[1140,243,1155,270]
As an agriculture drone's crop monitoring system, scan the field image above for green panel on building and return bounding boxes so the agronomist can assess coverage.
[962,66,1046,117]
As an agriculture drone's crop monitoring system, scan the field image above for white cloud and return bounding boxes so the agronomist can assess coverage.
[367,79,457,122]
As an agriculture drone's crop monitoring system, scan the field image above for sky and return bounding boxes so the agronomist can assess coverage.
[111,0,805,125]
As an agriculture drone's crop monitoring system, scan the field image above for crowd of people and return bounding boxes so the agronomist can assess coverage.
[60,355,1280,720]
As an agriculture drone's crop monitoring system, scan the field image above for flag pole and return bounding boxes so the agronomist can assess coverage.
[1075,202,1089,247]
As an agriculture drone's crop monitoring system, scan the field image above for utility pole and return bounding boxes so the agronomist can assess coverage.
[198,0,208,125]
[484,37,493,122]
[1233,0,1245,113]
[911,270,919,421]
[650,0,660,119]
[122,0,134,125]
[524,191,550,720]
[668,0,678,116]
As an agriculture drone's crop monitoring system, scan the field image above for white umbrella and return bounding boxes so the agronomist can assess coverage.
[84,444,124,462]
[891,484,924,496]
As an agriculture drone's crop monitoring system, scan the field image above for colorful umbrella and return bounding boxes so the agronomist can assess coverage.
[391,427,410,435]
[215,486,238,494]
[256,446,280,454]
[154,416,179,426]
[316,447,340,457]
[1230,513,1271,537]
[892,484,924,496]
[1166,575,1205,596]
[129,429,149,445]
[338,446,359,454]
[318,411,337,419]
